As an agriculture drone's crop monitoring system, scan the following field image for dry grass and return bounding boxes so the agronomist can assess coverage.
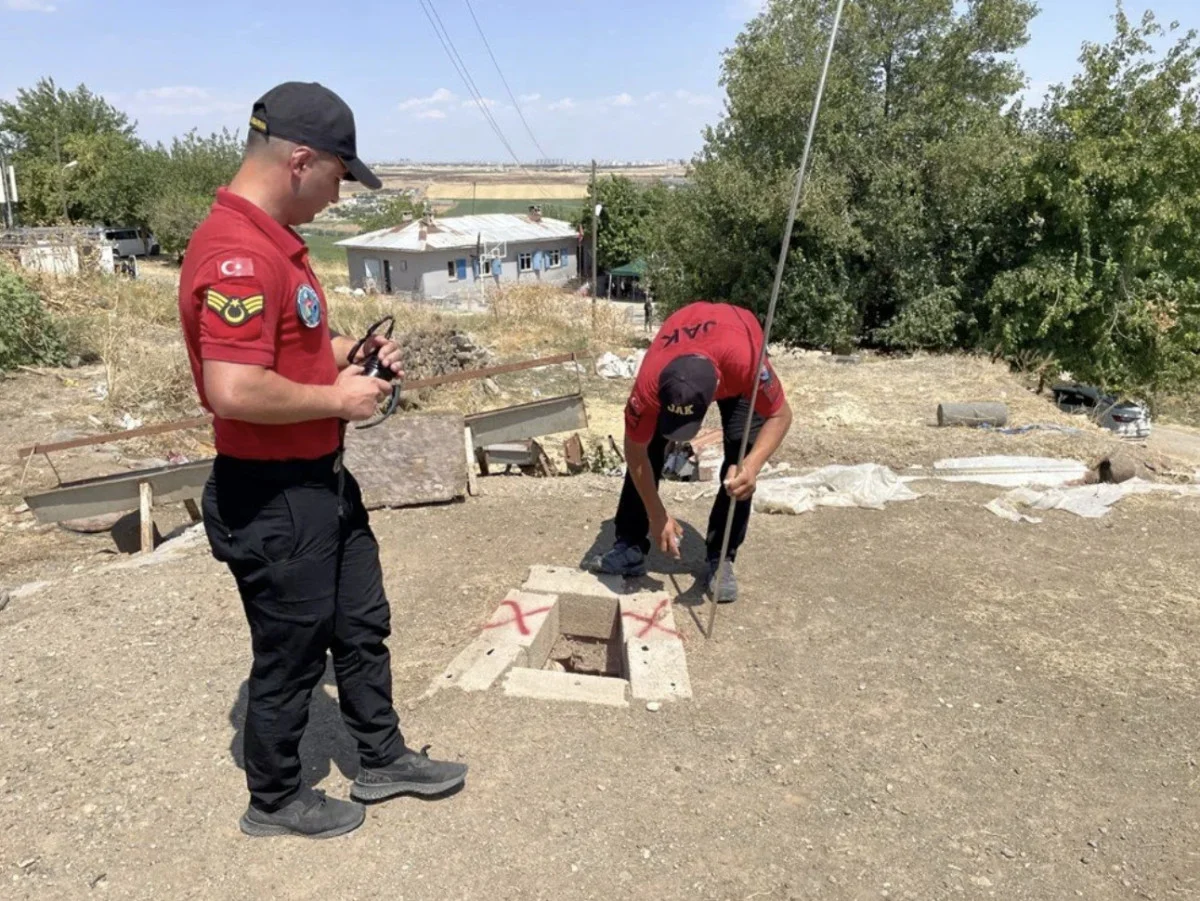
[28,271,635,423]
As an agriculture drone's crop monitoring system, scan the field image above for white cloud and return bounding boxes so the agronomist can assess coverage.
[417,109,447,120]
[462,97,498,109]
[397,88,456,111]
[607,93,635,107]
[674,89,715,106]
[5,0,57,11]
[120,86,245,116]
[518,93,541,103]
[547,97,575,111]
[643,91,664,103]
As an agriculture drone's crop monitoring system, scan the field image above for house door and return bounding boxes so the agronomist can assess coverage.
[363,257,381,291]
[382,259,393,293]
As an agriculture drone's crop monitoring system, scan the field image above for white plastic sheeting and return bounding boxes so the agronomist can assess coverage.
[985,479,1200,522]
[751,464,920,515]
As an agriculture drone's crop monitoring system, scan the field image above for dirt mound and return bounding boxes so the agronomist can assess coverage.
[397,327,492,380]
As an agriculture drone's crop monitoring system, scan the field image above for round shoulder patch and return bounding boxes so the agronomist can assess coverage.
[296,284,322,328]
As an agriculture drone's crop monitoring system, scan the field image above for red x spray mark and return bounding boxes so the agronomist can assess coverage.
[481,599,553,636]
[622,597,681,639]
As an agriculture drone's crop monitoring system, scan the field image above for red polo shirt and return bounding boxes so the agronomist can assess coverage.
[624,301,785,443]
[178,187,341,460]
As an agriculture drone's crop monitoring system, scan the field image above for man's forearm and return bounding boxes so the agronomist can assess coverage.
[625,437,667,524]
[743,401,793,471]
[204,361,342,424]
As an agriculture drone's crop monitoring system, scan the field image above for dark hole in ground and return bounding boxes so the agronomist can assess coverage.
[544,633,623,678]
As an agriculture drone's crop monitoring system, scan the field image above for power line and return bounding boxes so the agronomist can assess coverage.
[416,0,552,199]
[462,0,548,161]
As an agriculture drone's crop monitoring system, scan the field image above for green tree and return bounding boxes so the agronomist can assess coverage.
[985,7,1200,397]
[0,77,145,226]
[142,129,243,256]
[575,175,668,272]
[650,0,1036,350]
[351,195,420,233]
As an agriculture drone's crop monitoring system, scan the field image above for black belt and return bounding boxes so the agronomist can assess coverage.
[213,450,343,483]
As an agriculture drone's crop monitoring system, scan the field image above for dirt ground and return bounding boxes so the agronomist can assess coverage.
[2,345,1199,900]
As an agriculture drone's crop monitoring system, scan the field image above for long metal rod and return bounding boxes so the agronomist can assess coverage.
[706,0,847,640]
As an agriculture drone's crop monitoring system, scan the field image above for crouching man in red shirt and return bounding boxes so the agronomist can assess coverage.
[588,301,793,602]
[178,82,466,839]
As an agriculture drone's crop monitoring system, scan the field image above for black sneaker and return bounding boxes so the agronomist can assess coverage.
[239,787,365,839]
[350,745,468,803]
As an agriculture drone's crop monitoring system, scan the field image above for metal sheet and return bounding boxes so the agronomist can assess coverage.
[24,460,213,524]
[465,394,588,448]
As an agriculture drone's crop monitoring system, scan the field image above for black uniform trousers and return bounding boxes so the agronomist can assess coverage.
[201,452,404,812]
[614,396,766,562]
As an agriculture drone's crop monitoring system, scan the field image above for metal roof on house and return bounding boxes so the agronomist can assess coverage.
[335,213,578,252]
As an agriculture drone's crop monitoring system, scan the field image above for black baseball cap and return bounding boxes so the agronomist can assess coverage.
[248,81,382,189]
[658,355,718,441]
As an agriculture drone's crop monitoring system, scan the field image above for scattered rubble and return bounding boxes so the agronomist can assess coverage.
[595,350,646,379]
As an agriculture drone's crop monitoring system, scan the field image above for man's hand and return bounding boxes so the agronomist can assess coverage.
[724,461,759,501]
[334,364,392,421]
[649,511,684,559]
[352,334,405,379]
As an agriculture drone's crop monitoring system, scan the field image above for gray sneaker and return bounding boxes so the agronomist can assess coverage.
[239,787,364,839]
[587,541,647,577]
[706,559,739,603]
[350,745,468,803]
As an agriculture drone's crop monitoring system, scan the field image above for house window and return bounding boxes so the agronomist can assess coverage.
[518,251,533,272]
[545,249,561,268]
[447,260,458,281]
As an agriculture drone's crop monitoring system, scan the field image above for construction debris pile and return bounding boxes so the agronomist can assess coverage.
[397,327,492,380]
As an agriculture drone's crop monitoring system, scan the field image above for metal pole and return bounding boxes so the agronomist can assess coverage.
[0,149,13,230]
[705,0,847,640]
[590,158,598,329]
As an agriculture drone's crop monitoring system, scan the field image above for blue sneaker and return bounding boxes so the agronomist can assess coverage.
[588,541,647,577]
[706,559,739,603]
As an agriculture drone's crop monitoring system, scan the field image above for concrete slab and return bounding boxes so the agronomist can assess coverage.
[623,638,693,701]
[522,565,629,600]
[618,594,681,643]
[427,591,558,693]
[503,667,629,708]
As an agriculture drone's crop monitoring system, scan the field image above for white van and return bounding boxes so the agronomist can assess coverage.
[104,226,160,257]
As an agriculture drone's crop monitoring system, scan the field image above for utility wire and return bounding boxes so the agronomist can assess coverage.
[416,0,552,199]
[463,0,549,161]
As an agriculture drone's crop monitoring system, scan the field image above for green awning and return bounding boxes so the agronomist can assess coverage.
[609,258,647,278]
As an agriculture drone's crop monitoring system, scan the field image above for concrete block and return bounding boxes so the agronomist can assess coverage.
[522,565,628,600]
[557,594,619,640]
[624,638,693,701]
[618,595,680,643]
[503,667,629,708]
[428,591,558,693]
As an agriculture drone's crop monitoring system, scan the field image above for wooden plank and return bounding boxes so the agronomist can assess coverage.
[403,352,576,392]
[342,411,467,510]
[23,460,213,524]
[16,416,212,459]
[139,482,154,553]
[183,498,202,521]
[465,394,588,449]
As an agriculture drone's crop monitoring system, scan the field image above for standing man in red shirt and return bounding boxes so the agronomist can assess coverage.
[179,82,467,840]
[588,301,793,602]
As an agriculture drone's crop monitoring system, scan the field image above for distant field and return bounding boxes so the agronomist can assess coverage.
[301,231,356,266]
[425,182,589,200]
[441,198,581,219]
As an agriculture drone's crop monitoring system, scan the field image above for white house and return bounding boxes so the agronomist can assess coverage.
[335,207,579,300]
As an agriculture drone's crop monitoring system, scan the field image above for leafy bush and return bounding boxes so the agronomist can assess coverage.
[0,264,67,371]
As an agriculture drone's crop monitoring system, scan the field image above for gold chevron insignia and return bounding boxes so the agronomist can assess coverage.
[206,289,264,327]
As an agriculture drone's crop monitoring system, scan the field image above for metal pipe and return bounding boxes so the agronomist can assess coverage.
[705,0,848,640]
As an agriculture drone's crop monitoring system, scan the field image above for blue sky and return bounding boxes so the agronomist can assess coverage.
[1,0,1195,163]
